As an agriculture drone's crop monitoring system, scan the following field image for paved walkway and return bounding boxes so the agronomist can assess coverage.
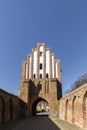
[0,116,84,130]
[51,118,84,130]
[12,116,60,130]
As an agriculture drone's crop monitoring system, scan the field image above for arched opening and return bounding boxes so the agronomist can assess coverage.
[0,96,5,122]
[83,91,87,128]
[40,52,42,56]
[46,73,49,78]
[65,99,68,120]
[31,97,49,116]
[40,74,42,79]
[33,74,36,79]
[0,96,2,122]
[72,96,76,123]
[9,99,13,120]
[40,63,42,70]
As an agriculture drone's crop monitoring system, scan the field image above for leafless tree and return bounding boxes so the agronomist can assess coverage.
[64,72,87,95]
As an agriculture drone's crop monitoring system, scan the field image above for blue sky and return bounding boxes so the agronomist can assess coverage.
[0,0,87,95]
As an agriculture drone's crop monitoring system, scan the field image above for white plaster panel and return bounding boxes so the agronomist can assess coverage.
[28,58,29,79]
[39,46,43,77]
[52,55,54,78]
[40,56,43,63]
[39,70,43,74]
[39,45,43,63]
[39,45,43,52]
[55,62,58,78]
[33,51,37,75]
[39,55,43,77]
[39,54,43,77]
[46,50,50,76]
[25,63,28,79]
[29,56,31,79]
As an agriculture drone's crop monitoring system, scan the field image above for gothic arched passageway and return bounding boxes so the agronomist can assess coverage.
[31,97,49,116]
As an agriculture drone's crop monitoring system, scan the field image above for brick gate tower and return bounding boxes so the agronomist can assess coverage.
[19,43,62,117]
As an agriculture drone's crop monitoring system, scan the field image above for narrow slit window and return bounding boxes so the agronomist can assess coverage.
[46,73,49,78]
[40,63,42,70]
[40,74,42,79]
[40,52,42,56]
[33,74,36,79]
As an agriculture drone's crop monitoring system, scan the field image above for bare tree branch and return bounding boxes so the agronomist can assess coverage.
[64,72,87,95]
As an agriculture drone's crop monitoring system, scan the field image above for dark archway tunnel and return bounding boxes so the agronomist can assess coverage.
[31,97,49,116]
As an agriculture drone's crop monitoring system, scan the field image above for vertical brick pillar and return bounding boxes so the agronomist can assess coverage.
[30,54,33,79]
[55,60,57,78]
[28,55,31,79]
[21,61,27,84]
[43,44,46,78]
[49,79,58,117]
[54,59,56,78]
[51,53,55,78]
[50,54,52,78]
[57,59,62,83]
[37,45,39,79]
[27,55,29,79]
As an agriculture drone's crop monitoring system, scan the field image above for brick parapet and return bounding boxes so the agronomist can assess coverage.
[0,89,27,122]
[61,83,87,100]
[59,83,87,128]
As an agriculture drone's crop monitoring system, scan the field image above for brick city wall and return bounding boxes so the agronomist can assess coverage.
[0,89,27,123]
[59,83,87,129]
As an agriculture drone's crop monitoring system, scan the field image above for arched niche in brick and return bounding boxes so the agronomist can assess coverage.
[65,99,68,120]
[83,91,87,128]
[0,95,2,122]
[0,95,5,122]
[45,80,49,94]
[72,96,76,123]
[9,98,13,120]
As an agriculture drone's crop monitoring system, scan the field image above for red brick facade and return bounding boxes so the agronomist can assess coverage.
[0,89,27,123]
[59,83,87,129]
